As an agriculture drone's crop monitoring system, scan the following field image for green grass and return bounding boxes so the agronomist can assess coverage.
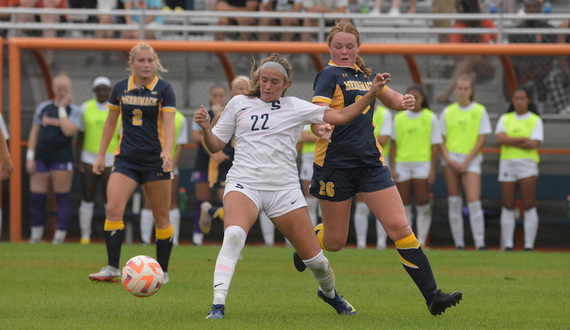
[1,243,569,329]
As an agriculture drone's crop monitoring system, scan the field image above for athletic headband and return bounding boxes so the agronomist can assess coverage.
[259,61,289,79]
[92,76,112,88]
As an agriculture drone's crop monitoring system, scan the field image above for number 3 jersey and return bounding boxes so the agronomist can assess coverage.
[212,94,328,191]
[108,75,177,171]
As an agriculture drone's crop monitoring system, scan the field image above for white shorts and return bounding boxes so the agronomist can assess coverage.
[441,152,483,175]
[498,159,539,182]
[97,0,117,11]
[299,152,314,181]
[224,182,307,218]
[394,161,430,182]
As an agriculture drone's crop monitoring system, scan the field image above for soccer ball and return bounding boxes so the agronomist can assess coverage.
[121,255,164,298]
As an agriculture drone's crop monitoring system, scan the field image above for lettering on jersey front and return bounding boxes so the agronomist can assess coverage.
[251,114,270,131]
[271,101,281,110]
[344,80,372,91]
[121,95,158,107]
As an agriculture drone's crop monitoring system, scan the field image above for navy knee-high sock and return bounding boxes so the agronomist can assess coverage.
[395,233,437,302]
[54,193,71,230]
[104,221,125,269]
[30,193,47,227]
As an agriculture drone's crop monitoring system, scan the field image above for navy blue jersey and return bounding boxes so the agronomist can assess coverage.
[192,109,216,173]
[108,75,176,171]
[312,62,384,168]
[32,100,81,163]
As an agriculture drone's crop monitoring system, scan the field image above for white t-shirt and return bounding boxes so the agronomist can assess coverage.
[212,94,327,190]
[494,112,544,141]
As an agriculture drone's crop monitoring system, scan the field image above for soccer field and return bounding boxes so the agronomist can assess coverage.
[1,242,568,329]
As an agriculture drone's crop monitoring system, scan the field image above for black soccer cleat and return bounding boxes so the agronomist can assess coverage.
[205,304,225,319]
[427,290,462,316]
[317,289,357,315]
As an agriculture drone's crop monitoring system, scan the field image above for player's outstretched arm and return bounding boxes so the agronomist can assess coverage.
[194,105,226,154]
[323,73,391,125]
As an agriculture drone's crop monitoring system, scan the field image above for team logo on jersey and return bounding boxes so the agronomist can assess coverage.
[344,80,372,91]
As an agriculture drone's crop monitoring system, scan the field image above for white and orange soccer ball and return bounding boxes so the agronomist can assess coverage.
[121,255,164,297]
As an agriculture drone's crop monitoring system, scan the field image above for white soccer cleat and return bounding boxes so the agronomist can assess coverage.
[88,265,121,282]
[162,272,169,284]
[199,201,213,234]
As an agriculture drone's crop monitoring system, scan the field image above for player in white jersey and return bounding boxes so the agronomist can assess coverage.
[195,53,388,319]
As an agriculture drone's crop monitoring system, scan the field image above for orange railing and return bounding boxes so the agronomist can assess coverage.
[7,38,570,241]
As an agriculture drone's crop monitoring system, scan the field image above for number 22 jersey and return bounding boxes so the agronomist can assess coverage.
[212,94,327,191]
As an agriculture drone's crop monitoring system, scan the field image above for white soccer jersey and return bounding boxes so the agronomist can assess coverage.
[212,94,327,190]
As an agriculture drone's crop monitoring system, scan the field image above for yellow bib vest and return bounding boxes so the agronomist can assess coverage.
[301,125,316,155]
[373,105,391,157]
[83,100,119,154]
[172,111,185,159]
[500,112,540,163]
[444,103,484,154]
[394,109,434,162]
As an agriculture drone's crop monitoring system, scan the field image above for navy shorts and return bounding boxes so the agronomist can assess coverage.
[309,165,395,202]
[113,161,173,185]
[35,160,73,173]
[191,171,208,183]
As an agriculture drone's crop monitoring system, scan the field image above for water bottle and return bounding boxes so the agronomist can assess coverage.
[361,0,370,13]
[543,0,552,14]
[489,0,497,13]
[178,187,187,213]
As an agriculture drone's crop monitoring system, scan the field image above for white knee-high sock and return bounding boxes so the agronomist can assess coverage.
[213,225,247,305]
[415,203,432,246]
[448,196,464,248]
[139,208,154,245]
[306,197,319,227]
[79,200,95,240]
[354,201,369,249]
[375,219,387,249]
[500,207,516,249]
[468,200,485,249]
[170,208,181,246]
[258,212,274,247]
[193,231,203,246]
[523,207,539,250]
[30,226,44,241]
[303,250,336,299]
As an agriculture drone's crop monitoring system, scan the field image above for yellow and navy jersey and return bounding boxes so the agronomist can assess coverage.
[312,63,383,168]
[108,75,176,171]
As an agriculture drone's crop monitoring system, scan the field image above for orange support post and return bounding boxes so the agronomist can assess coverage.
[8,42,22,242]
